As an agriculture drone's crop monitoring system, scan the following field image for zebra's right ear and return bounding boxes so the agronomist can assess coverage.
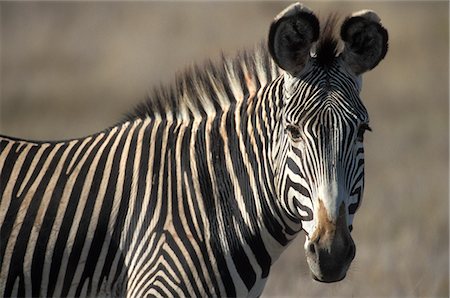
[268,3,320,76]
[340,10,388,75]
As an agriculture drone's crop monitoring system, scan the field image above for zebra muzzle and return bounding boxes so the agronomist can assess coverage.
[304,201,355,283]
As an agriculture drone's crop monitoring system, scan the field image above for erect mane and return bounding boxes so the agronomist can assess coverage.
[125,43,280,121]
[315,14,341,67]
[125,15,341,122]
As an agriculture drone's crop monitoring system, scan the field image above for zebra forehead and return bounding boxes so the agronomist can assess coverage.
[285,95,367,126]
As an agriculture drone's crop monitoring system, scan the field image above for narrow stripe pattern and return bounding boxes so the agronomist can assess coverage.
[0,38,369,296]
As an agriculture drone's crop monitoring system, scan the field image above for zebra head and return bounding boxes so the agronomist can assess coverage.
[268,3,388,282]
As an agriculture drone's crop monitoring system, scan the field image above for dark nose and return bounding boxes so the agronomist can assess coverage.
[307,237,355,262]
[306,233,356,282]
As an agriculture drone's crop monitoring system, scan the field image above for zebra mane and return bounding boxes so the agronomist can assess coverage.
[125,42,280,121]
[125,16,340,122]
[315,14,341,67]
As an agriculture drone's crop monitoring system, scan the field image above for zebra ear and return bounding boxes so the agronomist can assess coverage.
[340,10,388,75]
[268,3,320,76]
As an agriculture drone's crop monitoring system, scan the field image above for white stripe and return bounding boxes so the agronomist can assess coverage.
[66,137,93,175]
[0,142,32,227]
[52,128,118,297]
[41,132,106,295]
[23,142,71,296]
[68,122,132,296]
[0,143,50,294]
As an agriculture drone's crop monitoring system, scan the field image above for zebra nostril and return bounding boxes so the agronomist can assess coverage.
[347,243,356,260]
[308,243,316,255]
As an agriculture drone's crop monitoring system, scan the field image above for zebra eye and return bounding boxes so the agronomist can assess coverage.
[286,124,302,142]
[357,123,372,142]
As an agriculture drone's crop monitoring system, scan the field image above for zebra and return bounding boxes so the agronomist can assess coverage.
[0,3,388,297]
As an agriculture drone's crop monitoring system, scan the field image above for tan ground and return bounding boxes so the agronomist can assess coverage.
[1,2,448,297]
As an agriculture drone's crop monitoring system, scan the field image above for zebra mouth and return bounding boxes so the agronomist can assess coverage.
[306,251,350,284]
[311,271,346,283]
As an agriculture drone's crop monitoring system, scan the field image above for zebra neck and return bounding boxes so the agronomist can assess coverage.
[188,77,300,263]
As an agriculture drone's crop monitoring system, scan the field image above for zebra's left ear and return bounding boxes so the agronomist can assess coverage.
[340,10,388,75]
[268,3,320,76]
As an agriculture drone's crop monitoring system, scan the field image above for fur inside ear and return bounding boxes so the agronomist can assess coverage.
[268,3,320,75]
[340,10,388,75]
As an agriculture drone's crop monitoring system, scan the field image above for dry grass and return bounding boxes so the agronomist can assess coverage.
[1,2,448,297]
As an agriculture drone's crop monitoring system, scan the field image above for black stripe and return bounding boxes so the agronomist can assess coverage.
[32,141,83,297]
[134,231,170,294]
[260,83,299,238]
[96,120,152,293]
[349,186,362,214]
[229,108,273,277]
[169,124,212,296]
[165,232,202,296]
[77,121,143,296]
[194,119,235,297]
[61,129,120,296]
[210,115,256,291]
[66,137,96,176]
[106,122,140,289]
[4,143,54,297]
[126,120,165,263]
[0,143,36,239]
[16,144,66,297]
[180,123,222,295]
[0,146,25,263]
[0,139,11,156]
[47,133,108,296]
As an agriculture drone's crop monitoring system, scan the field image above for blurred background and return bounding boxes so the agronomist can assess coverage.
[1,1,448,297]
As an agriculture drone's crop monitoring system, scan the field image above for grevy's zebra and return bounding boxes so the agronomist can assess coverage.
[0,3,388,297]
